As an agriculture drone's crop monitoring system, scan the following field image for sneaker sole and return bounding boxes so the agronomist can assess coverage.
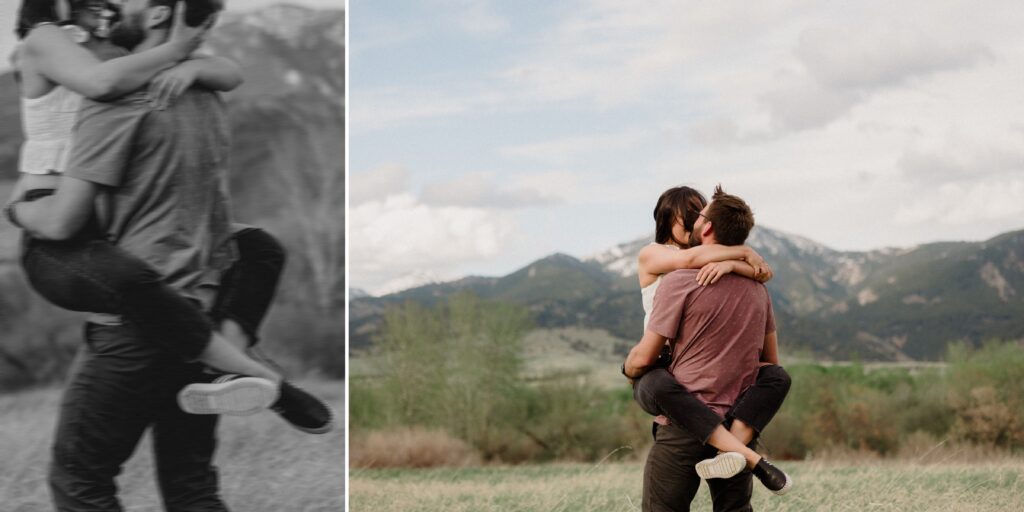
[695,452,747,480]
[178,377,280,416]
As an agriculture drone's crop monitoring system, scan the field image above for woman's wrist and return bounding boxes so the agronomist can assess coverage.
[165,40,193,61]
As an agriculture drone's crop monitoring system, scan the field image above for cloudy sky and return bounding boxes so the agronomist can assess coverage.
[350,0,1024,295]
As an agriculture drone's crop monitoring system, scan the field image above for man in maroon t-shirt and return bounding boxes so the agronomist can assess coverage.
[624,186,789,511]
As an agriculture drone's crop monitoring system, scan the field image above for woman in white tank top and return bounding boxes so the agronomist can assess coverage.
[3,1,335,432]
[628,185,793,493]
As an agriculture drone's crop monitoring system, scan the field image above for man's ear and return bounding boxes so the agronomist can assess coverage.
[701,221,713,239]
[145,5,173,29]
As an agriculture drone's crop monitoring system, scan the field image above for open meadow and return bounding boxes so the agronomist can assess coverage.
[0,380,345,512]
[350,457,1024,512]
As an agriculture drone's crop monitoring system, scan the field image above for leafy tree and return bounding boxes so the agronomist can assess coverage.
[367,292,532,455]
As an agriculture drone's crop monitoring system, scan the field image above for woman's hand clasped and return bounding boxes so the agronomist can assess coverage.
[148,62,198,110]
[696,261,735,286]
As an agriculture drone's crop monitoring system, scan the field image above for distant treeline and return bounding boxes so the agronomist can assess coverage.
[351,294,1024,467]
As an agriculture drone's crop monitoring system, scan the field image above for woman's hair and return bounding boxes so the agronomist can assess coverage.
[653,186,707,246]
[16,0,60,39]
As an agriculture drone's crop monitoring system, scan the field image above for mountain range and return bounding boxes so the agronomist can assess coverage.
[350,226,1024,361]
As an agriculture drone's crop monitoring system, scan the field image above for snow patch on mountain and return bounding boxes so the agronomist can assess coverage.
[371,270,452,297]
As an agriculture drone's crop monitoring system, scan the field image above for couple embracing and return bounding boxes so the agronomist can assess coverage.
[6,0,334,510]
[624,185,793,511]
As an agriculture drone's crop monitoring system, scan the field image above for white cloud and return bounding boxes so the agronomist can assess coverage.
[499,131,647,165]
[899,143,1024,184]
[759,75,861,132]
[756,24,994,134]
[794,25,992,91]
[421,172,560,208]
[350,163,410,206]
[349,193,514,288]
[351,88,507,132]
[451,1,509,36]
[893,177,1024,228]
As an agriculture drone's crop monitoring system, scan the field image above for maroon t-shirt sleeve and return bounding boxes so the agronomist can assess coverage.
[765,290,776,334]
[647,270,697,340]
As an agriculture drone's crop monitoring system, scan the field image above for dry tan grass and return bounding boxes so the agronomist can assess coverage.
[350,458,1024,512]
[350,427,481,469]
[0,380,344,512]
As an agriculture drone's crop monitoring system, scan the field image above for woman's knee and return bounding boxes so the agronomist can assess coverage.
[105,257,163,293]
[761,365,792,392]
[637,368,680,398]
[235,227,287,269]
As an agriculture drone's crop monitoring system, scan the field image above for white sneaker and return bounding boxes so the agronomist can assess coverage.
[177,374,280,416]
[695,452,747,480]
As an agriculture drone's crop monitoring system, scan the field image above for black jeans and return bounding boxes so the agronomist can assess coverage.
[20,189,286,359]
[643,423,754,512]
[633,365,792,443]
[48,322,227,512]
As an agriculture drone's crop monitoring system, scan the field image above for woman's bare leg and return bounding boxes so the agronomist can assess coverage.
[218,318,250,350]
[706,425,762,468]
[729,419,757,445]
[196,333,280,383]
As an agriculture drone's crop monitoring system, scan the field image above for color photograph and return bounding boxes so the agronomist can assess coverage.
[348,1,1024,511]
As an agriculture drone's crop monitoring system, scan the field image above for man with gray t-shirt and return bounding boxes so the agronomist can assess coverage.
[624,187,790,511]
[12,2,240,510]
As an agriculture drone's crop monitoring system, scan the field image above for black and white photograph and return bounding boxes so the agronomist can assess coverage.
[0,1,345,510]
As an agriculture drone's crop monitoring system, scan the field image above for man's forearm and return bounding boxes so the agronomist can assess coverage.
[623,350,650,379]
[624,330,668,379]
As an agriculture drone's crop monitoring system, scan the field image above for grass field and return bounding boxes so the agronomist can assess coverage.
[350,458,1024,512]
[0,380,345,512]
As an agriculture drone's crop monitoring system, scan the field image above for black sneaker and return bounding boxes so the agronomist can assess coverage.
[271,380,334,434]
[752,458,792,495]
[178,374,279,416]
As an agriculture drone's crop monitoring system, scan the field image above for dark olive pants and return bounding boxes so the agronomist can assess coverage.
[643,423,754,512]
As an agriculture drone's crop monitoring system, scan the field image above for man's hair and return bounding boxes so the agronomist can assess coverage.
[149,0,223,27]
[653,186,707,246]
[704,185,754,246]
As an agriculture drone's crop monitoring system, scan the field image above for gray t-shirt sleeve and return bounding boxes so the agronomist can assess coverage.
[64,99,145,187]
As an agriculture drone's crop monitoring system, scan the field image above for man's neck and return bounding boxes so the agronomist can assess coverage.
[132,29,169,53]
